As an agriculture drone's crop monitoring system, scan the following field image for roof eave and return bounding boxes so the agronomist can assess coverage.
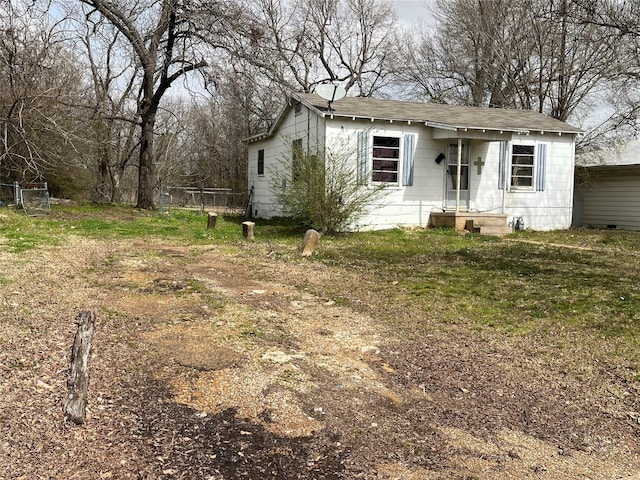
[578,163,640,171]
[320,112,582,135]
[246,93,584,142]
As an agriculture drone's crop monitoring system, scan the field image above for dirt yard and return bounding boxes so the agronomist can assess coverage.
[1,235,639,479]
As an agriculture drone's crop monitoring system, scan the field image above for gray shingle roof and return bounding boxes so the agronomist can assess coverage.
[577,140,640,167]
[295,93,583,134]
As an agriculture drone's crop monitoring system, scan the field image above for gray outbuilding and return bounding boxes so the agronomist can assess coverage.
[574,141,640,230]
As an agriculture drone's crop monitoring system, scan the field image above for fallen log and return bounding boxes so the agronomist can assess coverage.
[63,310,96,425]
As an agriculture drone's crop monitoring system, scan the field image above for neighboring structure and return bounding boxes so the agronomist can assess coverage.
[574,141,640,231]
[247,92,583,232]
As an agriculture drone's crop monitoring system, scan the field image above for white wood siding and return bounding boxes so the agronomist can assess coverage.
[248,104,326,218]
[248,108,577,231]
[579,171,640,230]
[325,119,445,230]
[502,134,576,231]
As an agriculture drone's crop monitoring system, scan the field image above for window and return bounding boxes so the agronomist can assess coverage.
[257,149,264,176]
[292,139,303,181]
[511,144,535,189]
[372,136,400,183]
[447,143,469,190]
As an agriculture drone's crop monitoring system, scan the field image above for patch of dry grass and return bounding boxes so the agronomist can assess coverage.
[1,206,640,479]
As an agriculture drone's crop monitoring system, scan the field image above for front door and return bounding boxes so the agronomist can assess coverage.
[446,142,470,210]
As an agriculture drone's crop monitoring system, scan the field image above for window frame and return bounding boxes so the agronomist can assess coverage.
[446,142,469,191]
[509,142,536,191]
[371,135,401,185]
[257,149,264,176]
[292,138,303,181]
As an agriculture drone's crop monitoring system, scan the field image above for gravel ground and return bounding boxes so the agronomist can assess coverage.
[1,236,639,479]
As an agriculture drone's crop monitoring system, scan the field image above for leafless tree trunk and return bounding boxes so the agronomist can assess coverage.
[78,0,211,209]
[75,9,140,203]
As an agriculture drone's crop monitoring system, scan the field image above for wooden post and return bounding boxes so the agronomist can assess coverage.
[242,221,255,239]
[63,311,96,425]
[207,212,218,229]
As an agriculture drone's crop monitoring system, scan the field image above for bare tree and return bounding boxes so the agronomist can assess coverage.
[400,0,616,123]
[153,101,190,193]
[232,0,398,96]
[509,0,615,122]
[0,1,87,183]
[73,7,141,203]
[400,0,512,106]
[77,0,214,209]
[307,0,398,95]
[176,77,253,192]
[575,0,640,135]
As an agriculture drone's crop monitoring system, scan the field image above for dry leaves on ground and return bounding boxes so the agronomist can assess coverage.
[0,237,639,479]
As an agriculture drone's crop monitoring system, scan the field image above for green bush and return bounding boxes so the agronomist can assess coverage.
[269,139,388,235]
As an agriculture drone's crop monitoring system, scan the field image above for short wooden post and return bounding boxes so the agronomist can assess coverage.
[242,221,255,239]
[63,310,96,425]
[207,212,218,229]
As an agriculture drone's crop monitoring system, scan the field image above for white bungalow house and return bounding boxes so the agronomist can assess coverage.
[246,92,583,233]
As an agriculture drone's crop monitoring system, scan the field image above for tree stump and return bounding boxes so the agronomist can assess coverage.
[207,212,218,229]
[63,311,96,425]
[242,221,255,239]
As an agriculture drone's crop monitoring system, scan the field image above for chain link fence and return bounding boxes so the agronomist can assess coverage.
[0,181,50,215]
[164,187,250,215]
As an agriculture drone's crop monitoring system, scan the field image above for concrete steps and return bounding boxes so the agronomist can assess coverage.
[478,225,513,236]
[430,211,512,236]
[464,218,512,236]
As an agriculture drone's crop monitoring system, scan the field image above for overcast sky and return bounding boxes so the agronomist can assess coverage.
[391,0,436,27]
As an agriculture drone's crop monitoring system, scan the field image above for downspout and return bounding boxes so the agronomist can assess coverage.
[456,137,462,213]
[568,135,576,226]
[307,107,311,152]
[317,106,321,153]
[501,141,507,214]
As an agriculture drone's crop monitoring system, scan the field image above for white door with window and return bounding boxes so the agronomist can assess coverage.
[445,142,469,210]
